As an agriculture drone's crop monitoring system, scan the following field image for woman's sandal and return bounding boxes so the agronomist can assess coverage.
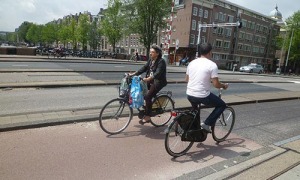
[139,119,151,125]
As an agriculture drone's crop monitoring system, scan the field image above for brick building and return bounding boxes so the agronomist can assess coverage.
[160,0,280,71]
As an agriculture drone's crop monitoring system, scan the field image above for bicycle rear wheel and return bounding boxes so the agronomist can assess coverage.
[150,95,174,127]
[165,120,194,157]
[99,98,133,135]
[212,106,235,142]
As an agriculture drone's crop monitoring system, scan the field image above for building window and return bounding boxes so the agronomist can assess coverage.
[239,32,245,39]
[213,53,220,60]
[224,28,232,37]
[221,54,228,60]
[193,7,198,16]
[224,41,230,49]
[204,10,208,18]
[199,8,203,17]
[217,28,224,36]
[242,19,247,29]
[252,46,259,53]
[251,22,255,30]
[238,44,243,50]
[214,40,222,48]
[192,20,196,30]
[215,12,219,20]
[260,47,265,54]
[228,15,234,23]
[218,12,223,21]
[190,34,195,44]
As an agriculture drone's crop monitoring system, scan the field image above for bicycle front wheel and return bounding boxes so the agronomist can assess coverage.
[212,106,235,142]
[150,95,174,127]
[99,98,133,135]
[165,120,194,157]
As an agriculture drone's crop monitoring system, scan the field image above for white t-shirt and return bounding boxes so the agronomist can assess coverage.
[186,57,218,98]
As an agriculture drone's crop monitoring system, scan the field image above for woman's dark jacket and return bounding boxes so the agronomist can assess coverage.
[135,58,167,90]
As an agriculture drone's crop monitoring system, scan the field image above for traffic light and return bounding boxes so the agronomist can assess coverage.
[238,21,243,28]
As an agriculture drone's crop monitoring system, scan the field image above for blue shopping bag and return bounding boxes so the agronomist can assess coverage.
[130,76,144,109]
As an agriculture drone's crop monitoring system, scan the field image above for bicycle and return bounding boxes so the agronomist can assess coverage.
[164,89,235,157]
[99,73,175,135]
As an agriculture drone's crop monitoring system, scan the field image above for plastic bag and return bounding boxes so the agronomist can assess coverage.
[130,76,144,109]
[119,77,129,97]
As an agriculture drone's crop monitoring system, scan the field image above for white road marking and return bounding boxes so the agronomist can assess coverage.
[290,81,300,84]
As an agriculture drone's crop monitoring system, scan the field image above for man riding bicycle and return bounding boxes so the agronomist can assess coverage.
[185,43,228,133]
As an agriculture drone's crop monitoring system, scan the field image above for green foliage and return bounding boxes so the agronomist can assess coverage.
[26,24,43,45]
[76,14,91,51]
[125,0,172,56]
[58,24,71,47]
[17,21,33,42]
[6,32,17,43]
[101,0,125,52]
[285,10,300,62]
[89,21,101,50]
[42,23,59,45]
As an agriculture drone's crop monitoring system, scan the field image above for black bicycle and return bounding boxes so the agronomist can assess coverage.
[99,73,175,135]
[164,89,235,157]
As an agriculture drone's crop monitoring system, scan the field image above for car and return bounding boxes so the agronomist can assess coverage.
[239,63,264,73]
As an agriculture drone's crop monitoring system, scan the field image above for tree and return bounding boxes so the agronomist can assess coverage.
[125,0,172,57]
[58,24,71,48]
[26,24,43,46]
[6,32,17,45]
[17,21,33,43]
[69,18,78,50]
[76,14,91,51]
[284,10,300,74]
[89,21,101,50]
[42,23,59,46]
[101,0,125,52]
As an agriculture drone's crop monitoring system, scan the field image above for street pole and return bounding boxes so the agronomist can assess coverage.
[196,24,202,58]
[284,28,294,74]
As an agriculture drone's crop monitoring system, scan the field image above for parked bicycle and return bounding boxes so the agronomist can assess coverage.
[99,73,175,135]
[164,89,235,157]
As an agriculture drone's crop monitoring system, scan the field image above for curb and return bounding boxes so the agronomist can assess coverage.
[0,80,295,89]
[175,146,281,180]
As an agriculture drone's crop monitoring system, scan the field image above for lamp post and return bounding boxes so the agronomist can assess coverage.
[196,21,242,57]
[284,28,294,74]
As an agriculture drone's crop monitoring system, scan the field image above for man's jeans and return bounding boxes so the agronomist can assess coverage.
[187,93,226,126]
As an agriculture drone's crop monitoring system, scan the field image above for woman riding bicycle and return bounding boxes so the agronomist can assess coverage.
[185,43,228,133]
[129,45,167,125]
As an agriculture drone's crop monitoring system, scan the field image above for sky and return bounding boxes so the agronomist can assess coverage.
[0,0,299,32]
